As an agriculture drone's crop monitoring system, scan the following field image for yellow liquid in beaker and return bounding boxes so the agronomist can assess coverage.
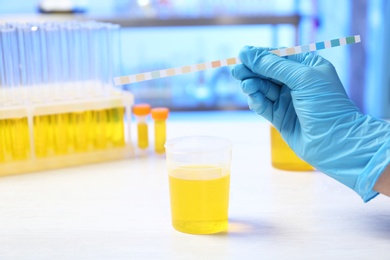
[270,126,314,171]
[169,166,230,234]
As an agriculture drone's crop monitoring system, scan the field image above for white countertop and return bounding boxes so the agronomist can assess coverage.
[0,111,389,259]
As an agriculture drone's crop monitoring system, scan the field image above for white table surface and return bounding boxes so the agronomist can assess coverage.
[0,111,389,260]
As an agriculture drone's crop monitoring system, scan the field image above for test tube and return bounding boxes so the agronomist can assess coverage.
[151,107,169,154]
[22,23,42,95]
[105,23,121,89]
[108,107,125,147]
[1,27,19,102]
[1,26,30,161]
[133,104,151,151]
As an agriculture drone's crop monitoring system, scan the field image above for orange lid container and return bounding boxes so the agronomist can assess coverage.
[133,104,151,116]
[151,107,169,120]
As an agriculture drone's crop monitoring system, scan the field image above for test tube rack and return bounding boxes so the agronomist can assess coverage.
[0,85,134,176]
[0,20,135,176]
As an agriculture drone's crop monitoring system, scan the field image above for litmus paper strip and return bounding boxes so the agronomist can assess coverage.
[114,35,360,86]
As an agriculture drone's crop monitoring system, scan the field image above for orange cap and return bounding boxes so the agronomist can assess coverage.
[133,104,151,116]
[151,107,169,120]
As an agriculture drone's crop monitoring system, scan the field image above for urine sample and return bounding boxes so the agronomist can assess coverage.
[165,136,232,234]
[94,109,108,150]
[270,125,314,171]
[33,115,50,158]
[133,104,151,150]
[151,107,169,154]
[108,107,125,147]
[73,111,93,153]
[1,117,30,161]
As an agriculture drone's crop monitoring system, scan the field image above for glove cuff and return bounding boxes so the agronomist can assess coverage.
[355,137,390,202]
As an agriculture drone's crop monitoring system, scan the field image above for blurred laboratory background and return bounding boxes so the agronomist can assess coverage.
[1,0,389,117]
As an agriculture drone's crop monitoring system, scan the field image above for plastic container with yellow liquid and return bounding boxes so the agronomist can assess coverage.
[270,125,314,171]
[165,135,232,234]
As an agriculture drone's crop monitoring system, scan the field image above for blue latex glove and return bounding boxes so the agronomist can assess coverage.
[231,46,390,202]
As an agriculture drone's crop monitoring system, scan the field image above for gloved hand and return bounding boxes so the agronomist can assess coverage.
[231,46,390,202]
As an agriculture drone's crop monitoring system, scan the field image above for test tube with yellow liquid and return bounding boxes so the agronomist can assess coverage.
[1,119,10,161]
[93,109,109,150]
[33,115,50,158]
[0,119,5,162]
[151,107,169,155]
[53,113,70,155]
[270,125,314,171]
[1,117,30,161]
[109,107,126,147]
[133,104,151,151]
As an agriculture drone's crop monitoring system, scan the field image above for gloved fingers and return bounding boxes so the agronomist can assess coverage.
[232,63,284,86]
[231,64,259,81]
[247,92,274,122]
[284,51,330,67]
[272,86,297,131]
[238,46,326,88]
[231,47,276,80]
[241,77,280,102]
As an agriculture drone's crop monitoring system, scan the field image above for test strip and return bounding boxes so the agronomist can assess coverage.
[114,35,360,86]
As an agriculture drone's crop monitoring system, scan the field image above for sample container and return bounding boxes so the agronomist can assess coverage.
[151,107,169,154]
[165,135,232,234]
[270,125,314,171]
[133,104,151,150]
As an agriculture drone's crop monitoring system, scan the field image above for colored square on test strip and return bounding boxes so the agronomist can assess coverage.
[226,57,237,65]
[166,68,176,76]
[197,63,206,70]
[151,71,160,79]
[346,36,355,44]
[355,35,361,42]
[331,39,340,47]
[135,74,145,82]
[279,48,287,56]
[211,60,221,68]
[315,41,325,50]
[118,77,127,85]
[182,66,191,73]
[301,44,310,53]
[286,47,295,55]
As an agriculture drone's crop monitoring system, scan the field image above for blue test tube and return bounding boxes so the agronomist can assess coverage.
[22,24,42,95]
[0,27,5,86]
[105,23,121,89]
[65,22,84,96]
[43,23,62,95]
[1,27,20,103]
[85,21,104,93]
[15,24,28,89]
[58,22,69,89]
